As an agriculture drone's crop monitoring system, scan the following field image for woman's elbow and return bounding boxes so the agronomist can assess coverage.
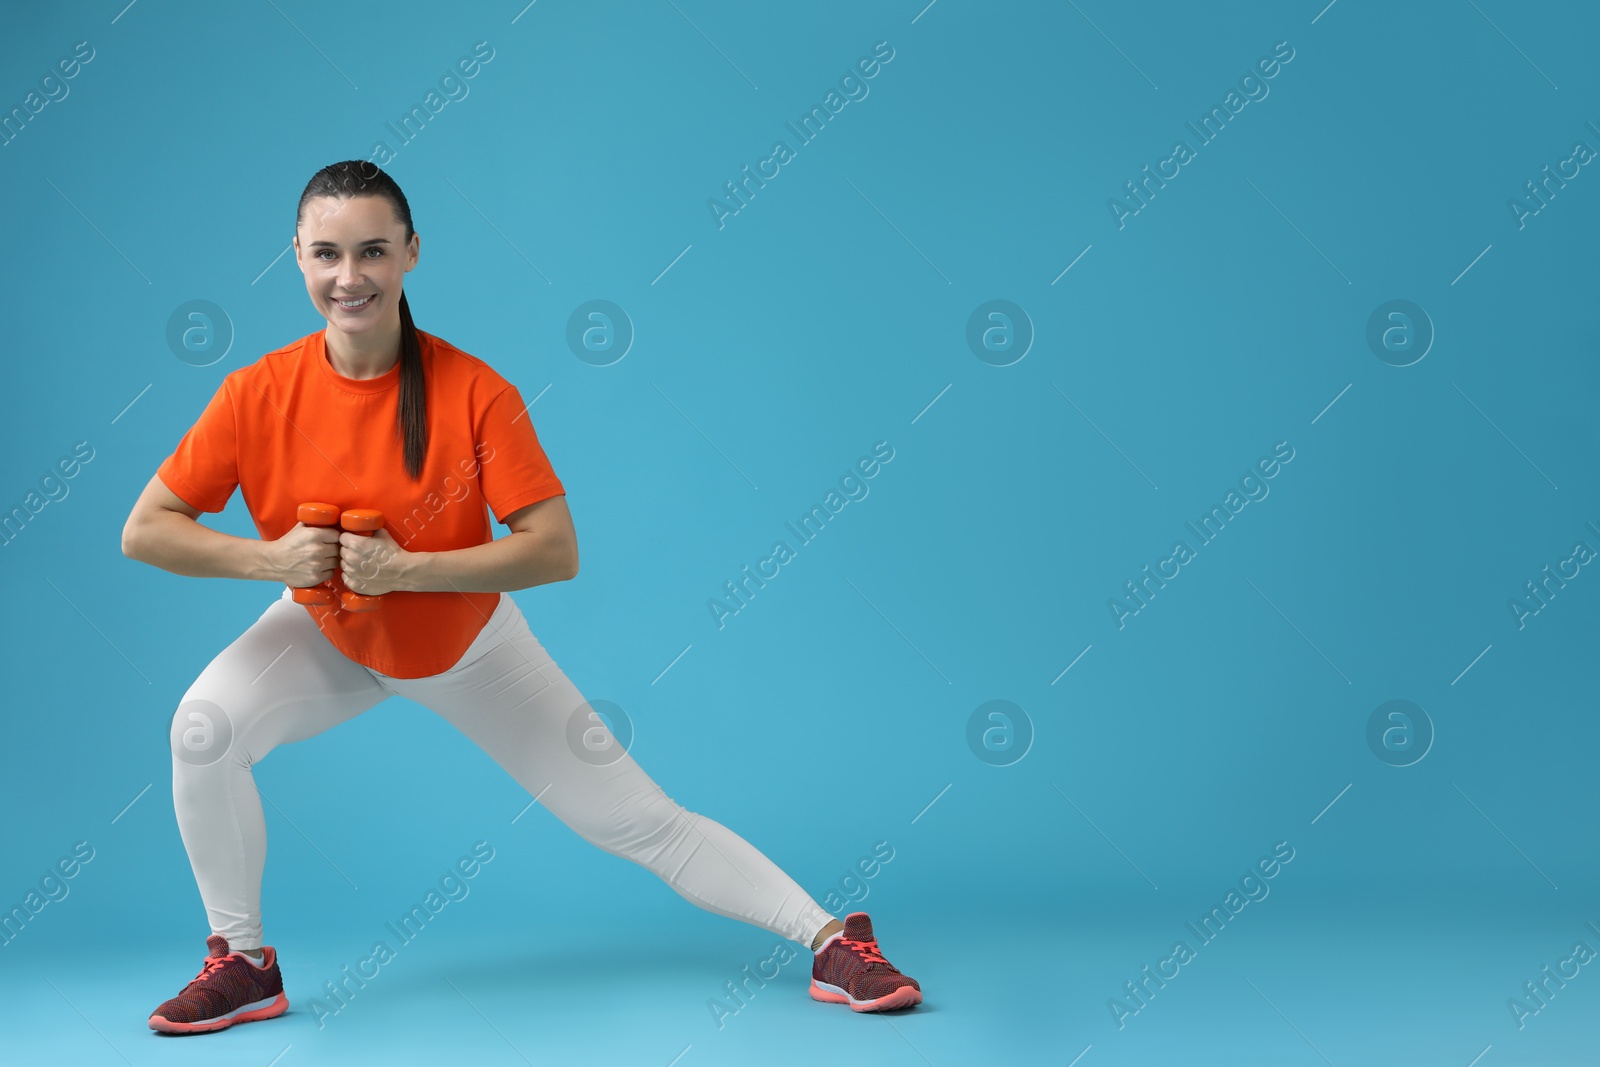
[120,515,144,560]
[557,533,579,581]
[121,507,164,562]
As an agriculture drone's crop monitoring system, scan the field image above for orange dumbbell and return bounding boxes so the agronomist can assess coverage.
[290,502,342,607]
[338,508,385,613]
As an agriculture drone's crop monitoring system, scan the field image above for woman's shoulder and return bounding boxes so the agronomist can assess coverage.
[215,331,319,391]
[419,330,517,393]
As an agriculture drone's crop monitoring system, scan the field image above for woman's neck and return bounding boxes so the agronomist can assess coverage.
[325,320,402,379]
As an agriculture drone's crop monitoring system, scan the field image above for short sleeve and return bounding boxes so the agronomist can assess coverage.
[477,385,565,524]
[156,378,240,513]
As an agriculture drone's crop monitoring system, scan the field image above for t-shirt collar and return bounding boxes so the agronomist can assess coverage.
[314,328,404,395]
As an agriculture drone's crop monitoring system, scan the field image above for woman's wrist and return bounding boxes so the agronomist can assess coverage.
[249,538,283,584]
[398,549,433,592]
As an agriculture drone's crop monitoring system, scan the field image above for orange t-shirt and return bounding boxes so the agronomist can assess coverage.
[157,327,565,678]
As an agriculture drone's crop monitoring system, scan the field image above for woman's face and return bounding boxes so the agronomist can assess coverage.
[293,195,419,337]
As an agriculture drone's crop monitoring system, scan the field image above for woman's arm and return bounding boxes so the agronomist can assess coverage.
[122,474,276,580]
[121,473,338,586]
[351,495,579,595]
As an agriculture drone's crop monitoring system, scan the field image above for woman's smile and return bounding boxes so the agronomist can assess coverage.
[334,293,376,313]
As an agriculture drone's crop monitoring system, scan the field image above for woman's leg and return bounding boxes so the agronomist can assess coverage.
[383,594,835,946]
[170,593,389,950]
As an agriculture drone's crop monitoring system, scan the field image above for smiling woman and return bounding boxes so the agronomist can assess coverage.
[294,189,423,406]
[123,160,922,1036]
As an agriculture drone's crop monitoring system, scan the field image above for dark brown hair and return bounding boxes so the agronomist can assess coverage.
[296,160,428,479]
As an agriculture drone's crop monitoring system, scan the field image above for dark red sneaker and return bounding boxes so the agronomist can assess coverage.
[148,934,288,1034]
[810,912,922,1012]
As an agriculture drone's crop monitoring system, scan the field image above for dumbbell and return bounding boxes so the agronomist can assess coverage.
[288,503,387,612]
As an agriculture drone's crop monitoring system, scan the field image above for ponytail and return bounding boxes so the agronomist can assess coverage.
[397,291,428,480]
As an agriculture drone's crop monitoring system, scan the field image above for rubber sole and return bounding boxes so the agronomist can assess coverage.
[149,991,289,1034]
[809,978,922,1012]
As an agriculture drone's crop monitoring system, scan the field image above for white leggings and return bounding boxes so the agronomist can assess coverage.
[169,589,834,952]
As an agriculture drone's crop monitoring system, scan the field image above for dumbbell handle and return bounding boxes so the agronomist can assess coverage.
[338,509,385,613]
[289,502,342,606]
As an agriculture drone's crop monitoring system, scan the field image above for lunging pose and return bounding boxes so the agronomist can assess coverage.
[122,161,921,1034]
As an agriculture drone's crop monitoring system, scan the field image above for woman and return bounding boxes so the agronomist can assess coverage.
[122,160,921,1034]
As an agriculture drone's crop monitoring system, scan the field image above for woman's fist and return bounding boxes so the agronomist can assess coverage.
[273,521,342,588]
[339,527,411,596]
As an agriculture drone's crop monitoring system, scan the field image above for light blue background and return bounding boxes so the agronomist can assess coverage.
[2,1,1597,1064]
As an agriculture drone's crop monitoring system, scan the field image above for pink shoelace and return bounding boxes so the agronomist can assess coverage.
[838,937,892,968]
[189,954,235,986]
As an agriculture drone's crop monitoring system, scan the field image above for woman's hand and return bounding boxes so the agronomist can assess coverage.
[268,521,342,588]
[339,527,416,596]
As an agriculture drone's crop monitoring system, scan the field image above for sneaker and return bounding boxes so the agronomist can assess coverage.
[148,934,288,1034]
[810,911,922,1012]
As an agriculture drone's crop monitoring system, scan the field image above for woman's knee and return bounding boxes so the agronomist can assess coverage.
[572,782,696,860]
[169,697,252,769]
